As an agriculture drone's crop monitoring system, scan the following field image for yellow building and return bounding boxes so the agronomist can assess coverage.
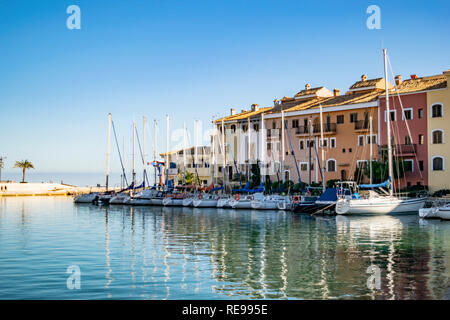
[427,70,450,193]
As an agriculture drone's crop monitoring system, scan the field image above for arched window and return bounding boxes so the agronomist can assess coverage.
[242,125,248,132]
[431,104,443,118]
[327,159,336,172]
[432,129,444,144]
[231,125,236,133]
[432,156,444,171]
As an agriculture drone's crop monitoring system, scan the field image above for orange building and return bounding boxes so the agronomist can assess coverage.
[264,75,390,185]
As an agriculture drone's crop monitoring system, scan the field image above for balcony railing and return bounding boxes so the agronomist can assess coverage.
[296,123,337,135]
[354,120,369,131]
[381,144,417,156]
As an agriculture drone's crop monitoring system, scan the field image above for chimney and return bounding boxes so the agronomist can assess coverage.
[410,74,418,79]
[305,83,311,90]
[395,75,402,85]
[251,103,259,112]
[273,99,280,106]
[443,69,450,87]
[361,74,367,82]
[230,108,236,116]
[333,88,340,97]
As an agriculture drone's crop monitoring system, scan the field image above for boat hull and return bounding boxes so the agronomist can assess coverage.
[217,198,231,208]
[336,197,426,215]
[193,199,218,208]
[150,198,164,206]
[183,198,194,207]
[230,200,252,209]
[163,198,185,206]
[437,208,450,220]
[74,193,98,203]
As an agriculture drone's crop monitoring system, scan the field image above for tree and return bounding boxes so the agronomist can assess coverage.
[177,171,195,185]
[250,161,261,188]
[14,160,34,183]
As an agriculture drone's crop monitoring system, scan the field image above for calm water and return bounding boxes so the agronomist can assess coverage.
[0,196,449,300]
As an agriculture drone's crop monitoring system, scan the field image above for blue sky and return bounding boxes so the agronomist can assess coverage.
[0,0,449,182]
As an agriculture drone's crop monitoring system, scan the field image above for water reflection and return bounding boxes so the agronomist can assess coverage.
[0,197,449,299]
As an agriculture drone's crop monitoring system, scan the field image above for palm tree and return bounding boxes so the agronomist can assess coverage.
[14,160,34,183]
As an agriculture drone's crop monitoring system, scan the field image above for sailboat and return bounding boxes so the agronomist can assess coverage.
[335,49,426,215]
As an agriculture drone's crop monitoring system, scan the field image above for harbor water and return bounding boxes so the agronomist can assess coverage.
[0,196,449,300]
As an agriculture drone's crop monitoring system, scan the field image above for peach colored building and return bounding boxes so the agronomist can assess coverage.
[264,76,388,185]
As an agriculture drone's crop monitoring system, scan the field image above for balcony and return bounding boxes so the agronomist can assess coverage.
[295,123,337,135]
[381,144,417,157]
[354,120,370,131]
[267,129,281,139]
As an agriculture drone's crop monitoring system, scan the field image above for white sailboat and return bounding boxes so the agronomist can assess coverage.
[335,49,426,215]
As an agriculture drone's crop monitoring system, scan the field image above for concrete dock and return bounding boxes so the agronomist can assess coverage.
[0,182,112,196]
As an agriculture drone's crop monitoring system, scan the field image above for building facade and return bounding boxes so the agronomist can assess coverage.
[426,70,450,193]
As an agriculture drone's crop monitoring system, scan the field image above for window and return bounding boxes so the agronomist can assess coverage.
[432,104,443,118]
[253,124,259,132]
[242,125,248,132]
[418,108,423,119]
[432,157,444,171]
[419,160,424,171]
[356,160,368,168]
[327,159,336,172]
[385,110,396,122]
[330,137,336,148]
[350,113,358,123]
[419,134,424,145]
[231,125,236,132]
[292,120,299,128]
[273,161,280,172]
[432,129,444,144]
[342,148,346,153]
[307,140,314,148]
[337,115,344,124]
[267,142,272,150]
[349,148,352,153]
[299,140,304,150]
[366,135,377,144]
[403,108,413,120]
[300,162,309,171]
[319,138,328,148]
[272,121,277,129]
[404,135,412,145]
[358,135,365,146]
[404,159,414,172]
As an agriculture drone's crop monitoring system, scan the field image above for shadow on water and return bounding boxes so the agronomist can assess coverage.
[0,197,449,299]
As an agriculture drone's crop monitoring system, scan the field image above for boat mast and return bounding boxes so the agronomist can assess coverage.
[166,114,170,188]
[369,115,373,184]
[132,120,136,187]
[183,122,187,185]
[221,119,226,188]
[153,120,157,187]
[281,110,285,181]
[308,118,312,185]
[247,116,251,182]
[105,113,111,191]
[143,116,146,187]
[383,48,394,196]
[260,112,265,179]
[194,120,198,186]
[319,105,326,192]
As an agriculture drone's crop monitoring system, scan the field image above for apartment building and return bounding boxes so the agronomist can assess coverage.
[426,70,450,192]
[379,72,447,190]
